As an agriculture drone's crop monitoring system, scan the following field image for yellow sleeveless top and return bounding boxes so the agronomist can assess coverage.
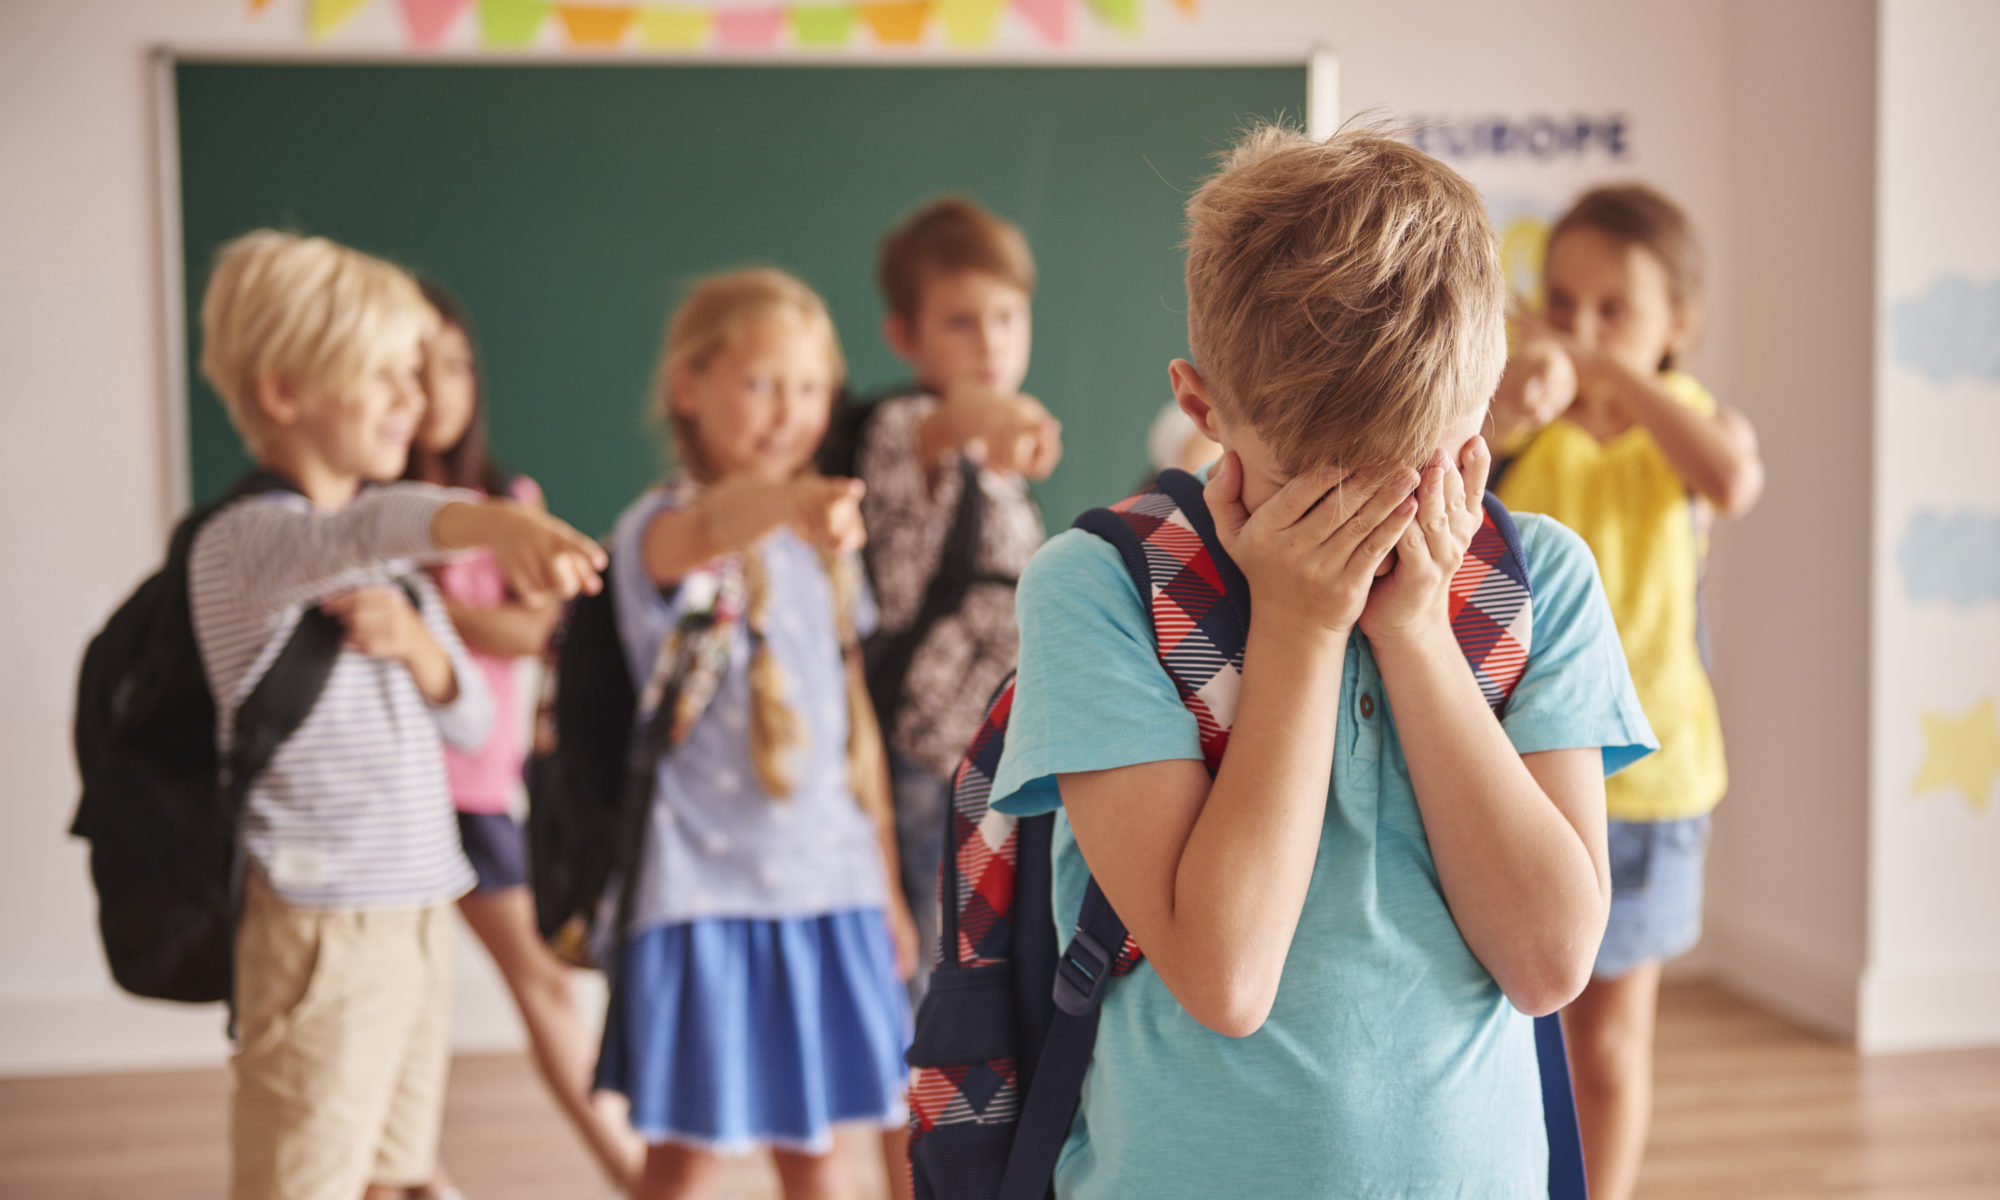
[1495,371,1728,821]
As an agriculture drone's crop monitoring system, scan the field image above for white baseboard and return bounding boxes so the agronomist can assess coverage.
[1859,960,2000,1052]
[1701,915,1863,1041]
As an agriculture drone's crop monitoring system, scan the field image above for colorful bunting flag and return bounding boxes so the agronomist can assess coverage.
[940,0,1001,46]
[558,3,637,44]
[308,0,373,37]
[1013,0,1068,44]
[636,6,714,46]
[714,6,786,45]
[1085,0,1138,33]
[859,0,929,44]
[400,0,473,46]
[479,0,551,45]
[789,5,857,47]
[272,0,1186,52]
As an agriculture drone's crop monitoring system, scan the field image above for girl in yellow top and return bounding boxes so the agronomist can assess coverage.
[1492,185,1764,1200]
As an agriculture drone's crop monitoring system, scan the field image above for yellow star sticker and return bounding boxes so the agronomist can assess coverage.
[1913,697,2000,814]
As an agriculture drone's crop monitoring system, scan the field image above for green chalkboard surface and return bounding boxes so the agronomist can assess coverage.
[177,62,1306,535]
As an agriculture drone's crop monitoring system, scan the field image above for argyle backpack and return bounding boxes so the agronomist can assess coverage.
[905,468,1588,1200]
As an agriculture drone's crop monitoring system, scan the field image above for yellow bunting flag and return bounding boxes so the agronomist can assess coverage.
[479,0,552,45]
[637,6,712,46]
[308,0,373,38]
[791,5,858,47]
[558,4,637,44]
[1085,0,1138,33]
[940,0,1001,46]
[859,0,930,44]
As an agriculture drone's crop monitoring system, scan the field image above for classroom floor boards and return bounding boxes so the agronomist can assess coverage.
[2,982,1995,1199]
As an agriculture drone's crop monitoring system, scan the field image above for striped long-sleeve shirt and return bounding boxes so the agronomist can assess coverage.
[189,483,491,909]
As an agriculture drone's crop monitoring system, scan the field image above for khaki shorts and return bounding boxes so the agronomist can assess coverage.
[231,876,456,1200]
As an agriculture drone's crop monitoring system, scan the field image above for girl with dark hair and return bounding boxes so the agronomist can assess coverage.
[406,281,644,1197]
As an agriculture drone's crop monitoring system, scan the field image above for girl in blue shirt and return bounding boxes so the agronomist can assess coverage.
[596,269,917,1200]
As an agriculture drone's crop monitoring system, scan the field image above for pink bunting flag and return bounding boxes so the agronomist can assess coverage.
[1014,0,1068,44]
[714,6,786,46]
[400,0,473,46]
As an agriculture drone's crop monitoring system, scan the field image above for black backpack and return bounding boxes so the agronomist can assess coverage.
[524,579,638,967]
[525,560,712,971]
[818,387,1021,736]
[70,472,344,1005]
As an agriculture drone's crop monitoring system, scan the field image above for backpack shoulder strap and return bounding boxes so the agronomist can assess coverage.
[1072,469,1249,773]
[1455,493,1535,715]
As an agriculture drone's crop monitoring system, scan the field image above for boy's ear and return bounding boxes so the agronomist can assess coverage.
[882,312,917,365]
[1168,359,1220,441]
[251,372,306,430]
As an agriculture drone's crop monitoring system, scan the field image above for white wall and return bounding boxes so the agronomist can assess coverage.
[1700,0,1879,1038]
[1,0,1743,1074]
[1863,0,2000,1052]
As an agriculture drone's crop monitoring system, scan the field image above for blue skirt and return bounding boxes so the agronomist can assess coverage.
[595,910,911,1154]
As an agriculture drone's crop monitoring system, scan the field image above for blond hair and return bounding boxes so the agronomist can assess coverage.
[877,196,1036,323]
[657,268,846,481]
[1184,123,1507,474]
[652,269,884,819]
[198,230,435,455]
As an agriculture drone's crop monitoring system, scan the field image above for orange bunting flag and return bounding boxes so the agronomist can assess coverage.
[308,0,373,38]
[940,0,1002,46]
[1173,0,1197,13]
[479,0,552,45]
[859,0,930,44]
[400,0,473,46]
[790,5,858,47]
[249,0,274,14]
[636,6,713,46]
[558,4,637,44]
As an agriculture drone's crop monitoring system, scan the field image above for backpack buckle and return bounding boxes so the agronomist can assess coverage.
[1053,928,1111,1016]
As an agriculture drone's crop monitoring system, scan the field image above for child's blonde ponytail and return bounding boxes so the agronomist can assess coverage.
[826,549,890,825]
[742,549,806,800]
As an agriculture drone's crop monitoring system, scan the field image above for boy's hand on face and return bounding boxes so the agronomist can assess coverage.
[322,586,434,665]
[435,500,606,607]
[1359,436,1492,646]
[1205,451,1419,641]
[936,386,1063,480]
[787,476,868,555]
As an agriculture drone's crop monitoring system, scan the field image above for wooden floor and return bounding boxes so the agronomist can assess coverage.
[2,982,1995,1199]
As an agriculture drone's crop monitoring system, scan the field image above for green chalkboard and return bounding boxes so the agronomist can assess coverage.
[176,62,1306,535]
